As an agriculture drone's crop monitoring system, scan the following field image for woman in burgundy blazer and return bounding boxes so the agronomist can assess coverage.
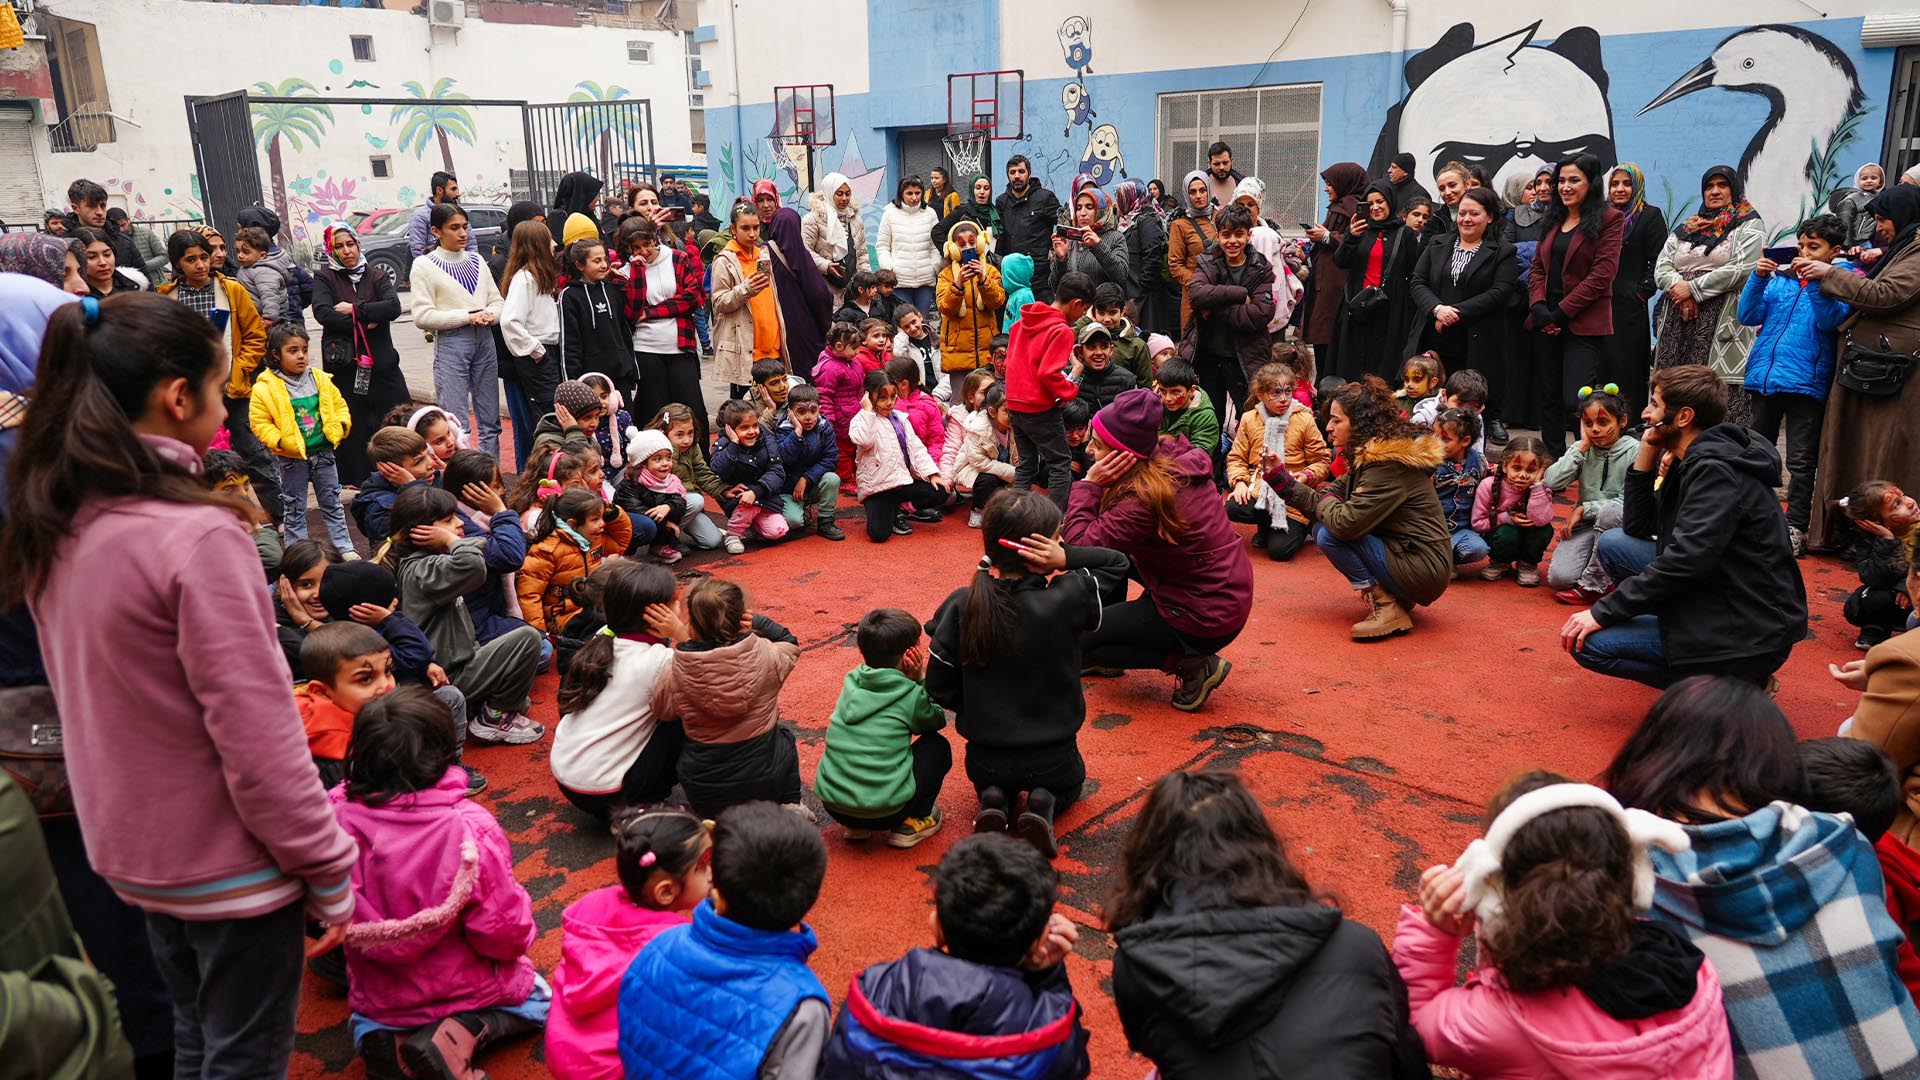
[1525,153,1625,456]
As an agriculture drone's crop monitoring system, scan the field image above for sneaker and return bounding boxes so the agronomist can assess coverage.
[469,708,545,745]
[887,807,944,848]
[1789,525,1806,557]
[461,764,488,797]
[1857,627,1892,652]
[652,543,683,563]
[1516,564,1541,587]
[1171,655,1231,712]
[721,534,746,555]
[817,521,846,541]
[1478,561,1512,581]
[891,517,915,537]
[908,507,943,523]
[341,549,362,562]
[1017,809,1059,859]
[399,1015,483,1080]
[1553,586,1603,606]
[843,827,874,842]
[967,508,984,528]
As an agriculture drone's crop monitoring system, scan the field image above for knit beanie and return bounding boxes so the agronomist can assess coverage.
[1091,388,1164,460]
[562,212,599,246]
[1390,152,1417,177]
[627,427,672,464]
[317,560,399,623]
[554,379,601,419]
[1146,333,1175,357]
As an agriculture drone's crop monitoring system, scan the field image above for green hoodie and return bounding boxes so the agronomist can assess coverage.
[814,665,947,817]
[1159,387,1220,455]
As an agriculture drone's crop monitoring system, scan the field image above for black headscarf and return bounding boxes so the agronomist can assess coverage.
[550,172,603,225]
[1865,185,1920,280]
[1673,165,1758,254]
[488,199,547,280]
[1319,163,1370,233]
[1356,181,1403,237]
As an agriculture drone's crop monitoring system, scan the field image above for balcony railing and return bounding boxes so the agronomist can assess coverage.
[49,104,116,154]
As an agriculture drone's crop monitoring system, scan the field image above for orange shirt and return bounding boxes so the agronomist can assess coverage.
[732,242,784,361]
[295,684,355,761]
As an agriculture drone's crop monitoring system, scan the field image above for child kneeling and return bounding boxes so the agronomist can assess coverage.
[816,608,952,848]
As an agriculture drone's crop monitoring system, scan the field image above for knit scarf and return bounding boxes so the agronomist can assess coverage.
[555,519,594,554]
[636,465,687,496]
[1258,401,1293,526]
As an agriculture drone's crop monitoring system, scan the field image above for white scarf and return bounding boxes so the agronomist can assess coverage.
[817,172,853,261]
[1258,401,1294,526]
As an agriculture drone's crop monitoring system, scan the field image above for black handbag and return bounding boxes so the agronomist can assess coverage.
[1835,333,1917,397]
[1345,229,1406,322]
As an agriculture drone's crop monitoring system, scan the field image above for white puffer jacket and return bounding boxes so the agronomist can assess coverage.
[876,202,941,287]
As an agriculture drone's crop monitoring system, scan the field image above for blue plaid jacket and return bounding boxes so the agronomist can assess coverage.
[1649,802,1920,1078]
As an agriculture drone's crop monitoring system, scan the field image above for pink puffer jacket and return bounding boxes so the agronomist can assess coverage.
[546,886,688,1080]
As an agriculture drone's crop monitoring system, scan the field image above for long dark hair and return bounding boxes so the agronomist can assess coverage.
[378,484,460,569]
[1602,675,1802,824]
[2,293,248,602]
[1544,153,1608,240]
[442,449,501,507]
[1330,375,1411,455]
[508,443,598,512]
[531,486,602,542]
[1107,770,1326,931]
[961,489,1062,668]
[558,561,679,715]
[616,810,709,907]
[280,537,343,585]
[344,685,460,806]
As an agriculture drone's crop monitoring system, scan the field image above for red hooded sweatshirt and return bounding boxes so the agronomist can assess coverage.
[1005,301,1079,414]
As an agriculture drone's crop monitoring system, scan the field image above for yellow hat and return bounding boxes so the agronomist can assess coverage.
[562,213,599,247]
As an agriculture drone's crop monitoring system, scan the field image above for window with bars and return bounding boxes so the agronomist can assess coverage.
[627,40,652,63]
[1157,83,1323,229]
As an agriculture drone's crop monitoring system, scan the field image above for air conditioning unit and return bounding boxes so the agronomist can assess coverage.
[428,0,465,29]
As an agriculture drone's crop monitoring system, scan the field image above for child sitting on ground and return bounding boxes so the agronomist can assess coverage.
[1070,321,1137,411]
[1411,369,1489,457]
[1152,358,1219,459]
[204,446,284,578]
[1799,737,1920,1002]
[276,538,342,675]
[1397,772,1731,1077]
[579,372,637,485]
[940,369,996,478]
[1084,281,1151,383]
[886,356,948,468]
[856,317,894,374]
[1272,340,1316,411]
[824,834,1090,1078]
[298,620,482,796]
[518,487,609,643]
[548,810,711,1080]
[649,578,807,819]
[615,427,725,561]
[773,385,844,541]
[351,426,437,545]
[251,322,352,550]
[1431,409,1490,573]
[443,449,545,662]
[926,490,1127,858]
[1061,397,1093,481]
[1395,352,1444,417]
[1544,386,1639,604]
[815,608,951,848]
[618,802,830,1080]
[386,403,465,471]
[851,370,950,542]
[647,401,732,517]
[954,385,1020,528]
[709,398,791,554]
[1841,480,1919,650]
[1473,435,1553,586]
[1226,361,1331,562]
[318,560,449,688]
[333,687,547,1080]
[811,322,867,487]
[531,380,609,461]
[1145,333,1177,375]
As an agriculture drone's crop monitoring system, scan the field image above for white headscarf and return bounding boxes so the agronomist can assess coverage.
[816,172,855,261]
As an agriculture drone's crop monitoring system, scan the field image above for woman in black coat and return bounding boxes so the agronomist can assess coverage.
[312,223,410,483]
[1109,771,1428,1080]
[1601,163,1667,415]
[1331,182,1421,382]
[1408,187,1521,404]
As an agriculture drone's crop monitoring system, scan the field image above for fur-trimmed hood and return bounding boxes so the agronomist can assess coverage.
[1353,433,1445,471]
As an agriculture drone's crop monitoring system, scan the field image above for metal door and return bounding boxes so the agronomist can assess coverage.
[185,91,264,238]
[0,105,47,230]
[524,99,657,209]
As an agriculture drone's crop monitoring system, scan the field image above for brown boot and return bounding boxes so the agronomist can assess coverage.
[1351,585,1413,640]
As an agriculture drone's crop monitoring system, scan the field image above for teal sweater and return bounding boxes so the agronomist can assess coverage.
[814,665,947,817]
[1542,433,1640,517]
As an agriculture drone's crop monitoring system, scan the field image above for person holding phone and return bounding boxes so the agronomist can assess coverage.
[937,219,1007,374]
[1049,185,1130,297]
[1302,163,1369,354]
[711,203,788,399]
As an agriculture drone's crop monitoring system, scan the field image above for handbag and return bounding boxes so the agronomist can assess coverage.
[1345,229,1406,322]
[0,685,72,819]
[1835,333,1917,397]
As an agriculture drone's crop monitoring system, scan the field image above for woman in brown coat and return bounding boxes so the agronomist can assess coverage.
[1840,563,1920,844]
[1302,163,1370,355]
[1167,170,1218,333]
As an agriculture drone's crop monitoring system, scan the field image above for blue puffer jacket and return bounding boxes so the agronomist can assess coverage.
[824,947,1090,1080]
[1736,262,1853,400]
[776,421,839,491]
[457,506,532,645]
[618,899,829,1080]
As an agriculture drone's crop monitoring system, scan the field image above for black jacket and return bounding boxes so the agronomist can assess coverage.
[1075,360,1137,411]
[1405,238,1521,372]
[925,545,1127,751]
[1112,903,1428,1080]
[1332,223,1421,381]
[709,429,787,513]
[1591,423,1809,664]
[995,184,1063,288]
[1613,206,1669,302]
[557,279,637,387]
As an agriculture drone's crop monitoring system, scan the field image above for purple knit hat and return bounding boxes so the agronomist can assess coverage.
[1091,388,1164,460]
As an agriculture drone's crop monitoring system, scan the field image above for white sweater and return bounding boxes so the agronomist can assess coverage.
[876,203,941,287]
[549,638,675,793]
[499,269,560,358]
[408,249,503,332]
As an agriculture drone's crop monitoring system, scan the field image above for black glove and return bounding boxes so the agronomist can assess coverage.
[1528,302,1554,330]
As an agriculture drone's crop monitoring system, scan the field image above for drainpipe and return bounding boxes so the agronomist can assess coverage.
[726,0,747,202]
[1386,0,1409,97]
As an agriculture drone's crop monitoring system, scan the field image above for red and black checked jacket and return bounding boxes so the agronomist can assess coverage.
[619,241,706,355]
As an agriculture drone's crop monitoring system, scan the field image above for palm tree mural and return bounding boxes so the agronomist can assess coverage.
[251,79,334,245]
[567,81,639,184]
[391,78,477,174]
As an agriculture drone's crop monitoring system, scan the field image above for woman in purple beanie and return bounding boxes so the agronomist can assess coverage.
[1062,387,1252,711]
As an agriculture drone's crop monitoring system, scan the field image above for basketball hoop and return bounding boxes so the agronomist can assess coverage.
[942,129,988,177]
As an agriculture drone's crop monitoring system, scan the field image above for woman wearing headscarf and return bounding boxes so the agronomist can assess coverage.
[1331,181,1420,382]
[802,171,864,305]
[1115,178,1177,337]
[933,173,999,252]
[1802,184,1920,549]
[0,232,86,296]
[1303,163,1370,355]
[1503,168,1554,265]
[488,200,546,467]
[1049,183,1130,295]
[1601,164,1668,415]
[550,171,603,230]
[312,222,409,481]
[1168,170,1219,332]
[1652,165,1765,425]
[758,183,835,375]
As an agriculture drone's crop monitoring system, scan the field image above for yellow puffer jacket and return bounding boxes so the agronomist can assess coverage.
[936,228,1006,372]
[249,368,350,459]
[1226,404,1331,525]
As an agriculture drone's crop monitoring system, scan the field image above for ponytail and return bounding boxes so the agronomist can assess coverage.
[964,488,1063,668]
[557,561,678,715]
[532,487,600,543]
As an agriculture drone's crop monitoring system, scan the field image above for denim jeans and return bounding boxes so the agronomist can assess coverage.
[1576,528,1788,688]
[276,448,353,551]
[1314,525,1403,601]
[432,325,501,459]
[224,396,283,528]
[1009,407,1073,513]
[145,900,306,1080]
[1546,501,1624,591]
[1450,527,1490,565]
[677,491,725,549]
[1596,528,1658,581]
[895,285,935,318]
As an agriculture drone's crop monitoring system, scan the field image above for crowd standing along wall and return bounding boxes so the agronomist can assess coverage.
[18,0,698,243]
[702,0,1905,249]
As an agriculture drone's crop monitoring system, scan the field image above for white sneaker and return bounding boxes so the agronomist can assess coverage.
[1789,525,1806,557]
[469,708,545,745]
[722,534,746,555]
[967,508,983,529]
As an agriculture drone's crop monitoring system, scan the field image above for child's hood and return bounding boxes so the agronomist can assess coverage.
[329,766,484,963]
[1650,802,1864,945]
[556,885,687,1014]
[1001,252,1035,288]
[837,665,924,723]
[1115,903,1347,1045]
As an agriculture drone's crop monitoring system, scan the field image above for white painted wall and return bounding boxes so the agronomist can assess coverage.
[704,0,867,105]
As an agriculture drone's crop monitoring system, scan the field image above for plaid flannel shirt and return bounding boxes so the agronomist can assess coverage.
[621,241,705,355]
[1650,802,1920,1078]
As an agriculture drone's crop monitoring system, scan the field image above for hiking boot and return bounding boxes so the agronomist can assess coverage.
[1171,655,1231,712]
[1352,585,1414,640]
[817,520,846,541]
[399,1015,485,1080]
[721,534,746,555]
[1478,561,1512,581]
[1516,564,1541,587]
[469,709,544,745]
[887,807,944,849]
[974,787,1009,833]
[652,543,684,563]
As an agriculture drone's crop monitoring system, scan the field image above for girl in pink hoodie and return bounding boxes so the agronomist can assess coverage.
[1395,772,1734,1080]
[547,810,713,1079]
[811,322,867,489]
[331,687,546,1080]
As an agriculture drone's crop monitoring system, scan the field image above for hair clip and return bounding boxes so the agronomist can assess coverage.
[638,851,657,868]
[80,296,101,325]
[598,626,616,638]
[1839,496,1850,508]
[978,555,993,571]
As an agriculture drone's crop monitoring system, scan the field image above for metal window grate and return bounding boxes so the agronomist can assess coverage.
[1157,83,1323,228]
[1886,47,1920,182]
[350,35,374,62]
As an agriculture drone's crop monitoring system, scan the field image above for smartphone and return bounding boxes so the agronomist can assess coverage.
[1297,222,1316,231]
[960,247,979,264]
[1763,245,1798,264]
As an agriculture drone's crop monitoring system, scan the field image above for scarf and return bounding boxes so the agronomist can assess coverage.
[1258,401,1294,526]
[1865,185,1920,280]
[279,365,318,400]
[1073,184,1116,232]
[1112,178,1154,233]
[1319,162,1370,231]
[1673,165,1758,254]
[0,233,78,288]
[554,518,595,555]
[321,223,368,281]
[815,172,854,261]
[1610,163,1649,234]
[637,464,687,496]
[1180,170,1215,221]
[959,173,1000,233]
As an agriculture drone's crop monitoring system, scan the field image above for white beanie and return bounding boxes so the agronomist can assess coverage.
[627,427,673,464]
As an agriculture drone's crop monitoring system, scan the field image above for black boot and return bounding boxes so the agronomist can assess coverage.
[1018,788,1059,859]
[974,786,1009,833]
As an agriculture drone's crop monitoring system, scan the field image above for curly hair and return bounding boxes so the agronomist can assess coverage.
[1330,375,1411,452]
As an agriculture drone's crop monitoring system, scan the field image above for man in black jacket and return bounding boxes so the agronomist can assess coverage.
[995,155,1062,303]
[1561,364,1807,688]
[62,179,142,278]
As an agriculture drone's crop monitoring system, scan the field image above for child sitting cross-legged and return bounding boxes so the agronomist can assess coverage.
[709,398,790,554]
[1431,408,1490,574]
[824,833,1092,1078]
[1152,358,1219,461]
[1225,361,1331,562]
[546,810,711,1080]
[750,358,794,434]
[334,687,548,1080]
[618,802,831,1080]
[815,607,952,848]
[1545,386,1639,605]
[851,369,951,542]
[1799,737,1920,1003]
[1472,435,1553,587]
[614,427,725,562]
[773,384,845,541]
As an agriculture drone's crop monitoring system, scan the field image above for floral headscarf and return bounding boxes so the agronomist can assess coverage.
[1674,165,1759,254]
[1610,163,1649,233]
[0,233,79,288]
[320,222,367,280]
[1070,184,1115,231]
[1112,178,1155,232]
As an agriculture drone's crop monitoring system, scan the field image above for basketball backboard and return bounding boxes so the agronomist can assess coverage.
[772,84,836,147]
[946,70,1023,141]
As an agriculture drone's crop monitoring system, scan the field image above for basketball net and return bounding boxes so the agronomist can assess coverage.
[943,129,988,177]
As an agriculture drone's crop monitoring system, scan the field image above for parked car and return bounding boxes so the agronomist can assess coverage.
[351,207,406,235]
[360,202,509,290]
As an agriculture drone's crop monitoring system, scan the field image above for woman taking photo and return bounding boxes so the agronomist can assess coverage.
[876,175,941,317]
[1302,164,1370,365]
[1602,163,1668,415]
[313,223,410,482]
[1050,184,1131,295]
[410,203,505,459]
[934,173,999,251]
[803,171,865,304]
[1331,183,1420,382]
[616,216,708,436]
[1525,153,1625,456]
[498,219,562,430]
[1063,389,1252,712]
[1652,166,1765,426]
[73,226,144,298]
[1269,377,1450,640]
[1167,170,1218,332]
[1408,187,1520,404]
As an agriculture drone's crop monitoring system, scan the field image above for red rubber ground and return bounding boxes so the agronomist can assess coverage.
[290,508,1863,1078]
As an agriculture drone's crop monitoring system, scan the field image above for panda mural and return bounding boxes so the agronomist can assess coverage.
[1369,21,1616,201]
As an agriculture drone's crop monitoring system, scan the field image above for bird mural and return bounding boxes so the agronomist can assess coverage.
[1639,24,1865,240]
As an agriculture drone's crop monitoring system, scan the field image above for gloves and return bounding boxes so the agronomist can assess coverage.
[1264,460,1296,499]
[1528,301,1554,330]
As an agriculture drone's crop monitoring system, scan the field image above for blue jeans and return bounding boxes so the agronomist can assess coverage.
[1315,525,1402,600]
[1450,527,1490,565]
[146,900,306,1079]
[432,325,501,459]
[1596,529,1657,581]
[896,285,935,317]
[1575,529,1787,688]
[694,304,711,350]
[276,448,352,552]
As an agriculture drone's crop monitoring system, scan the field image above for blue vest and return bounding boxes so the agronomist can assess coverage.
[618,899,829,1080]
